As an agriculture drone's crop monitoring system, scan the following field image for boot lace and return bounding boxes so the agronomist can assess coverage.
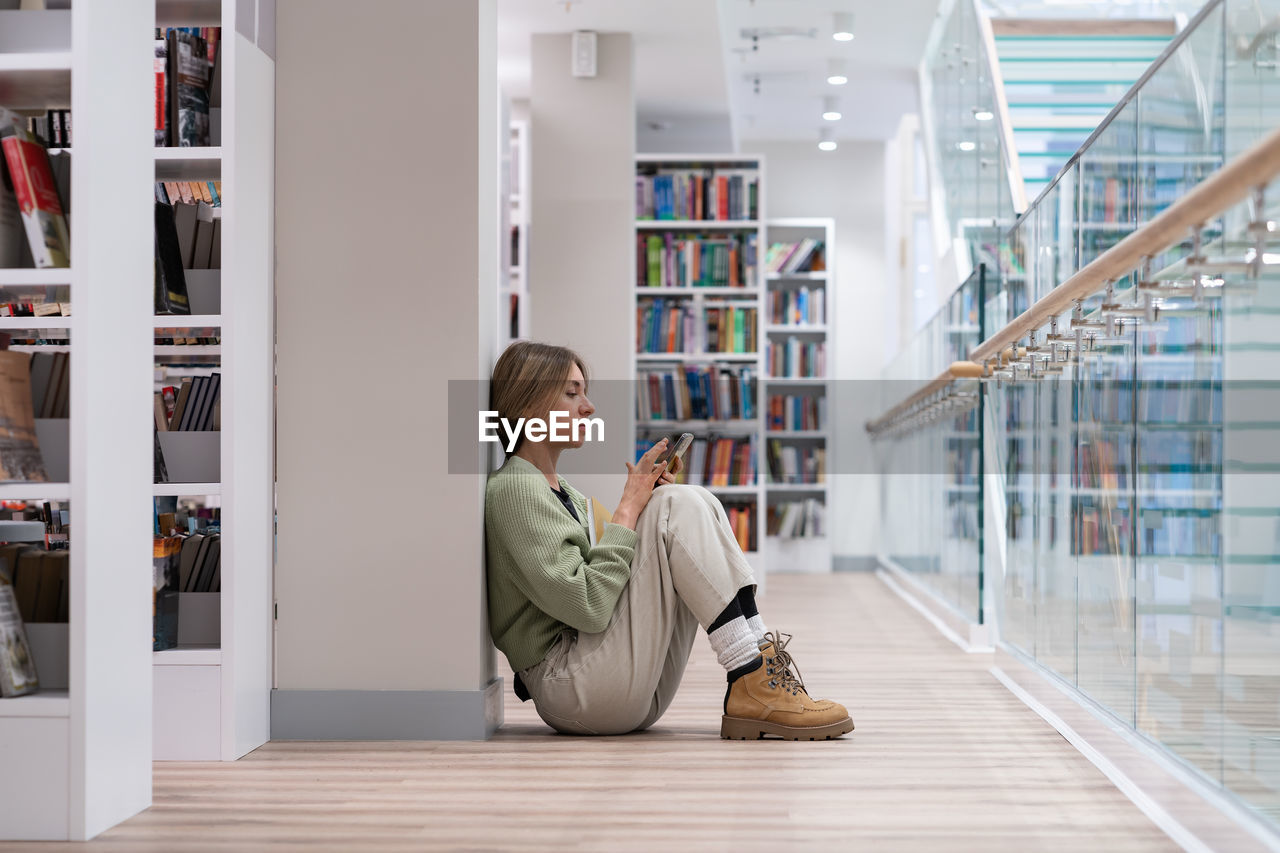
[762,631,807,696]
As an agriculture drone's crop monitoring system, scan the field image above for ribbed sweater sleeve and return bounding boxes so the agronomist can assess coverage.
[487,473,637,635]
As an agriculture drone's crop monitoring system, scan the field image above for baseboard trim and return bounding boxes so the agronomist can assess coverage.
[874,558,992,653]
[832,555,878,572]
[271,678,504,741]
[991,646,1280,852]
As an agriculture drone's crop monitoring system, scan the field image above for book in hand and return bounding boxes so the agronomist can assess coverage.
[0,580,38,697]
[0,109,71,269]
[585,497,613,547]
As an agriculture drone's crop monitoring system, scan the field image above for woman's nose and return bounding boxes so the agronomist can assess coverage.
[581,397,595,416]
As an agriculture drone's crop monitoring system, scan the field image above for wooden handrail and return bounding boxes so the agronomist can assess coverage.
[867,123,1280,436]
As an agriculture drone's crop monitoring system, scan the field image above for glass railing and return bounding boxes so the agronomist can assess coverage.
[922,0,1023,279]
[880,267,987,624]
[894,0,1280,829]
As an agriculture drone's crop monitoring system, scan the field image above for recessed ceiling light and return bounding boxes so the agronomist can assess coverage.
[822,96,842,122]
[832,12,855,41]
[826,59,848,86]
[973,108,994,121]
[819,127,838,151]
[956,140,976,151]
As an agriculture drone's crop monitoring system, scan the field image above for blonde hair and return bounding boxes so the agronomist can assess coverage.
[489,341,590,457]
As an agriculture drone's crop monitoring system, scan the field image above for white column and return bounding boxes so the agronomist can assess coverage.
[273,0,500,738]
[529,33,635,502]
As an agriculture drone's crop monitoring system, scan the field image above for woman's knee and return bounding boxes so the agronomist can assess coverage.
[657,483,713,515]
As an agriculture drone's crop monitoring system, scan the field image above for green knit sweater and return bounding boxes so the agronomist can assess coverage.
[485,455,639,672]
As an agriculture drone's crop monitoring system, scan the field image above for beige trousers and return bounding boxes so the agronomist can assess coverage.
[519,484,757,735]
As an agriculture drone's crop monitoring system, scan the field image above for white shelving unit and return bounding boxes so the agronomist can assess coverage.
[0,1,275,840]
[499,119,529,349]
[763,218,834,573]
[149,0,276,766]
[0,2,153,841]
[633,154,766,577]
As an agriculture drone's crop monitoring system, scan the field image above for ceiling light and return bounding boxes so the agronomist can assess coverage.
[973,109,994,121]
[819,127,838,151]
[822,96,842,121]
[956,140,976,151]
[826,59,848,86]
[832,12,855,41]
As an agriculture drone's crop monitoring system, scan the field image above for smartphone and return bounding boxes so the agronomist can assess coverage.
[656,432,694,467]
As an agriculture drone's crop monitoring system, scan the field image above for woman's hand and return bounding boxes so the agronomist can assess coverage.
[612,439,671,530]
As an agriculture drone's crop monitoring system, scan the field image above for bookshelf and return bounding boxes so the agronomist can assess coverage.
[633,154,766,576]
[0,1,274,840]
[0,2,153,841]
[149,0,276,765]
[763,218,833,573]
[499,118,529,348]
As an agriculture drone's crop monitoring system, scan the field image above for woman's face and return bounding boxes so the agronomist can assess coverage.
[546,363,595,449]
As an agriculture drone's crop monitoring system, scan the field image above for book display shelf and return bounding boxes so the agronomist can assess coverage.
[0,0,274,840]
[763,218,833,573]
[149,0,275,768]
[633,154,766,576]
[500,119,530,348]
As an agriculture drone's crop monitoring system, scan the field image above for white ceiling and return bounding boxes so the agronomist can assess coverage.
[496,0,942,148]
[717,0,941,144]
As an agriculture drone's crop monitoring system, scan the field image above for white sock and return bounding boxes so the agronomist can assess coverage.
[708,616,761,672]
[747,615,768,646]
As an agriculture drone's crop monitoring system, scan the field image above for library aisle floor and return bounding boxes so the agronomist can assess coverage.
[1,575,1176,852]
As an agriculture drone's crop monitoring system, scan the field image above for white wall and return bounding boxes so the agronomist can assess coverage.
[637,112,733,154]
[741,139,888,563]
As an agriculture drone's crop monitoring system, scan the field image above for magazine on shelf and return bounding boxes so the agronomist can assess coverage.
[0,581,38,698]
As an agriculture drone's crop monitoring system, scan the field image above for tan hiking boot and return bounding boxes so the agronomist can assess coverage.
[721,631,853,740]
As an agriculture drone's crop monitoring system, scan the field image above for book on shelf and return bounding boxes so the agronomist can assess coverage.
[0,581,38,698]
[156,181,222,271]
[0,350,48,481]
[766,440,825,485]
[166,28,212,148]
[155,26,220,147]
[155,199,192,314]
[155,497,220,538]
[638,433,758,488]
[636,363,756,422]
[153,536,181,650]
[766,394,825,432]
[0,109,71,269]
[764,239,825,274]
[24,110,72,150]
[766,337,825,378]
[767,498,825,539]
[155,31,169,146]
[636,232,758,288]
[30,351,69,419]
[156,372,221,432]
[0,140,22,267]
[768,286,824,326]
[635,166,759,222]
[10,547,69,624]
[725,501,756,552]
[636,297,757,355]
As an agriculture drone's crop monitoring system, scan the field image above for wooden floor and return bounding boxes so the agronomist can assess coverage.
[4,574,1177,852]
